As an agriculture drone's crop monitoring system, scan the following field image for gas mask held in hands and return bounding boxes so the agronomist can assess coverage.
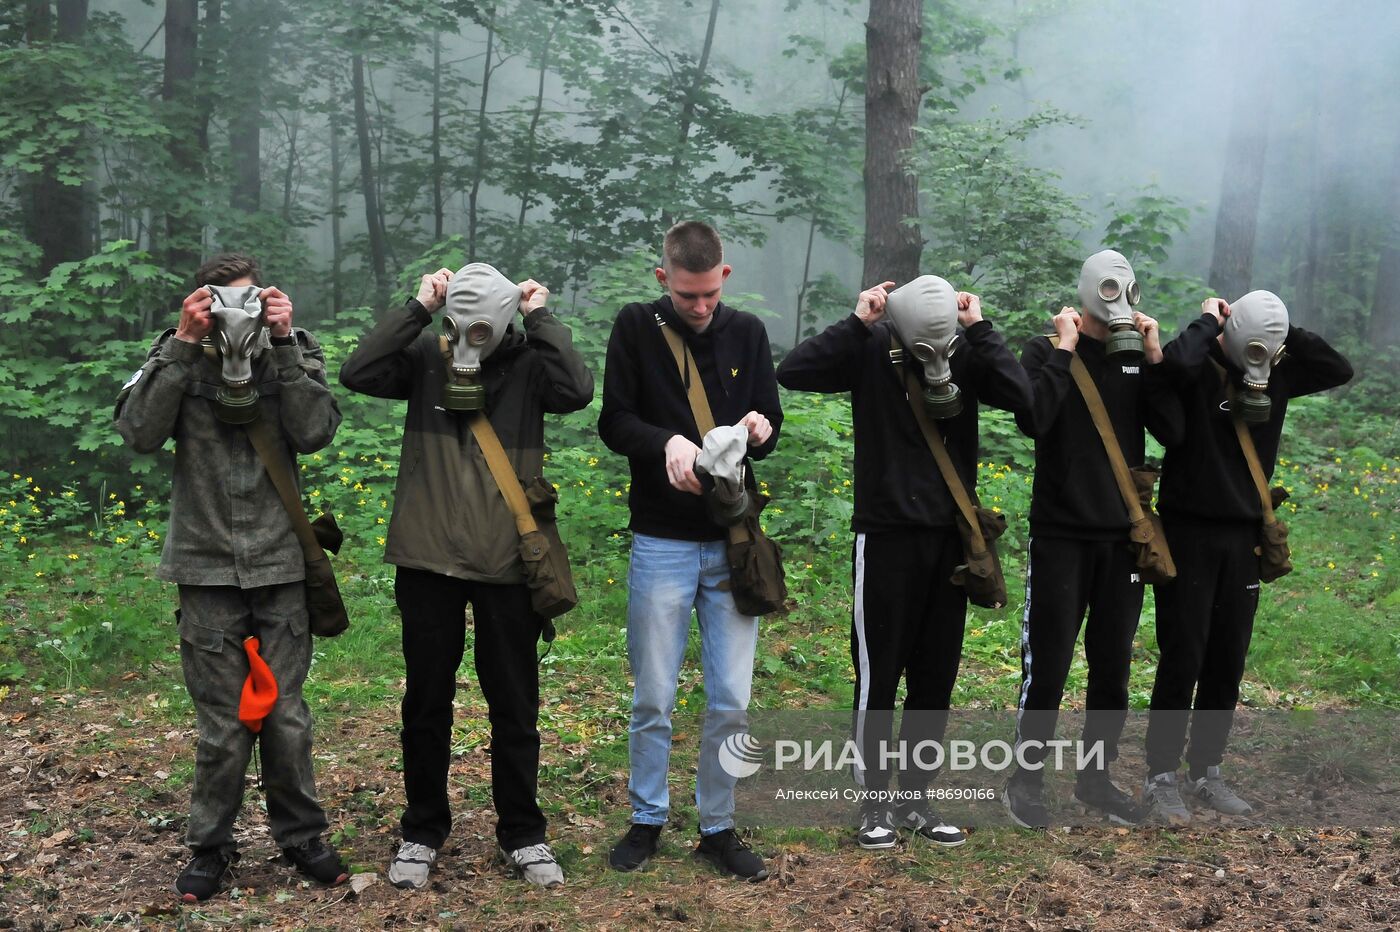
[695,425,751,527]
[205,284,267,424]
[1222,290,1289,424]
[885,275,963,420]
[1078,250,1143,358]
[439,263,522,411]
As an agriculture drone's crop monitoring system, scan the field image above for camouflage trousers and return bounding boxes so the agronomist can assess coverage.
[176,583,329,853]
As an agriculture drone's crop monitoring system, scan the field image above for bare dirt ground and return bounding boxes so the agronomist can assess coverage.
[2,687,1398,931]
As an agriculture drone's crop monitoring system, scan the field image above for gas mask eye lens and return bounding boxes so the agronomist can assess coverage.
[239,331,258,357]
[442,317,459,343]
[946,334,961,357]
[1271,344,1287,366]
[216,330,231,355]
[467,321,493,346]
[911,341,936,362]
[1097,277,1123,302]
[1244,341,1269,366]
[1125,280,1141,306]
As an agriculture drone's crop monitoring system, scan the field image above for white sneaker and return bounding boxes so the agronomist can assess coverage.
[503,842,565,888]
[387,841,437,890]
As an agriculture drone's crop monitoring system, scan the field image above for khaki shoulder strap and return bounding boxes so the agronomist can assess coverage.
[658,317,750,543]
[891,336,986,552]
[466,413,540,536]
[242,416,326,561]
[1049,335,1146,523]
[1208,359,1278,527]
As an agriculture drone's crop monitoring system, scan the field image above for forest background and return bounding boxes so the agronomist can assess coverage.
[0,0,1398,928]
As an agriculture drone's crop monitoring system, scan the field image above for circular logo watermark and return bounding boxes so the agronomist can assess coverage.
[717,732,764,779]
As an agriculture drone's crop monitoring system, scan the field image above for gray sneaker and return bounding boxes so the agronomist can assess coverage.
[1143,772,1192,825]
[387,841,437,890]
[1186,766,1254,816]
[503,842,565,888]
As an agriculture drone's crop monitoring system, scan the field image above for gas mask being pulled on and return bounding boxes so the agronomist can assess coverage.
[439,263,522,411]
[205,284,266,424]
[1078,249,1143,357]
[885,275,963,419]
[1222,290,1289,424]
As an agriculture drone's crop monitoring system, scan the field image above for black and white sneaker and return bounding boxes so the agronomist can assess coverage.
[856,806,898,849]
[898,804,967,847]
[1074,770,1147,826]
[174,847,237,903]
[1003,776,1050,829]
[1186,766,1254,816]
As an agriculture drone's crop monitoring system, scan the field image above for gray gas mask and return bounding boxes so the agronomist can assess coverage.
[1078,249,1143,357]
[886,275,963,419]
[204,284,266,424]
[438,263,521,411]
[1222,290,1289,424]
[695,425,751,527]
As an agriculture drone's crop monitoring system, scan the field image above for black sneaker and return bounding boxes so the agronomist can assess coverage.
[174,848,237,903]
[856,806,898,849]
[898,804,967,847]
[1075,770,1147,826]
[693,829,768,882]
[280,837,349,886]
[1003,775,1050,829]
[608,823,661,872]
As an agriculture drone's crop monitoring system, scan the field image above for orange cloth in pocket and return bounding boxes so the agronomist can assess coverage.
[238,636,279,733]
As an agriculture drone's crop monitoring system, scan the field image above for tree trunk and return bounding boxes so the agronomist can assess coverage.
[162,0,202,276]
[795,81,850,347]
[280,111,298,222]
[862,0,923,287]
[431,30,444,241]
[329,68,343,317]
[195,0,221,158]
[1368,132,1400,348]
[517,20,559,230]
[227,0,265,211]
[661,0,720,230]
[1208,6,1271,300]
[467,7,496,263]
[352,52,388,302]
[25,0,51,43]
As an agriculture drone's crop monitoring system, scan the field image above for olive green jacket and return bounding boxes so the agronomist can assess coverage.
[114,329,342,587]
[339,300,594,583]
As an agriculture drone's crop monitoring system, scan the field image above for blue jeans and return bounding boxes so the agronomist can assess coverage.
[626,532,758,835]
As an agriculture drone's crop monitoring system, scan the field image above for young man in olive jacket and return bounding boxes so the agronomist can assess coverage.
[340,264,593,889]
[598,221,781,881]
[777,278,1032,850]
[1142,295,1352,823]
[1006,250,1182,828]
[115,253,347,902]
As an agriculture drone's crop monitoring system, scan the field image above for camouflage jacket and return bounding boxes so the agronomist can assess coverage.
[114,329,342,588]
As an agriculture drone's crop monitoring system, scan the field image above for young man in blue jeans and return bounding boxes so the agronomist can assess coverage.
[598,221,782,880]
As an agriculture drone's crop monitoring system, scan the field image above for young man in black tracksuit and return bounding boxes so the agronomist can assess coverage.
[778,280,1032,849]
[1006,300,1181,827]
[1142,297,1352,822]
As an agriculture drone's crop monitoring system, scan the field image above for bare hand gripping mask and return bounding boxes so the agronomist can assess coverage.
[1078,249,1143,357]
[205,284,266,424]
[440,263,522,411]
[886,275,963,419]
[1222,290,1289,424]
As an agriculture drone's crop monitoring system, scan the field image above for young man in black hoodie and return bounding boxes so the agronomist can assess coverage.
[1006,250,1181,828]
[1142,294,1352,823]
[777,276,1032,849]
[598,221,782,881]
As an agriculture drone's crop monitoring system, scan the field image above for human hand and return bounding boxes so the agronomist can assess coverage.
[664,434,703,495]
[260,286,293,338]
[415,268,454,314]
[174,287,214,343]
[738,410,773,447]
[1052,306,1081,352]
[855,281,895,327]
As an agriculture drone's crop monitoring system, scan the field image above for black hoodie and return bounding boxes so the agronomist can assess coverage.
[1156,314,1353,524]
[777,314,1032,532]
[598,296,782,541]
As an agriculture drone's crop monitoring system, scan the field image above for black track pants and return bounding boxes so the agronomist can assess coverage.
[394,567,547,851]
[1145,520,1260,777]
[1014,536,1144,780]
[850,528,969,793]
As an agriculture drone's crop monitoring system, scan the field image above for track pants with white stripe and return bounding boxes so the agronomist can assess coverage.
[850,528,968,793]
[1014,536,1143,782]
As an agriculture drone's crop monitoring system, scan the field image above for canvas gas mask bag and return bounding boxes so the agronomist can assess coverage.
[1078,250,1144,358]
[1050,335,1177,584]
[657,317,787,617]
[1221,290,1289,425]
[885,275,965,419]
[889,334,1008,608]
[438,263,521,411]
[205,284,267,424]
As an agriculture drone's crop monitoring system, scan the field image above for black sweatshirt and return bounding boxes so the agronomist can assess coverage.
[598,296,782,541]
[1156,315,1353,524]
[777,314,1032,532]
[1017,334,1183,540]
